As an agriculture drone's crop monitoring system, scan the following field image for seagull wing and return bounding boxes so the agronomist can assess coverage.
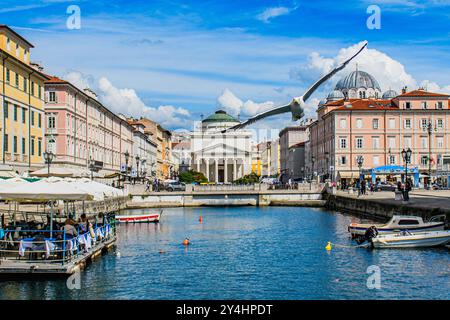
[222,104,291,133]
[302,41,367,102]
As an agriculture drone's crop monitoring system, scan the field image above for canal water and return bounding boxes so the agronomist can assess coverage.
[0,207,449,300]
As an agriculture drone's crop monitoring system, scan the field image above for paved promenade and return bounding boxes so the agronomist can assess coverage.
[336,189,450,211]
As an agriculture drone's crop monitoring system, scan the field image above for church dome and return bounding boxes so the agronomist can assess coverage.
[335,70,381,91]
[382,89,398,99]
[202,110,239,123]
[327,90,345,102]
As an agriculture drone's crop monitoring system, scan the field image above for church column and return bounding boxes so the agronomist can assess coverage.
[215,159,219,183]
[224,159,228,183]
[206,158,210,182]
[233,159,237,181]
[197,158,200,172]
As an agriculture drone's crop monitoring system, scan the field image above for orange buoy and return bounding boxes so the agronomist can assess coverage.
[199,215,203,223]
[183,238,190,246]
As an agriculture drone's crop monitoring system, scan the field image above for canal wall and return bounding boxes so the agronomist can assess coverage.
[127,191,325,208]
[325,193,450,222]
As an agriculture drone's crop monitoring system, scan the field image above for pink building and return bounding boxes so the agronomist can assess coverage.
[44,76,134,176]
[308,70,450,187]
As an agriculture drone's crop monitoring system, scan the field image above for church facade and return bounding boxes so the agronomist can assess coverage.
[190,110,253,183]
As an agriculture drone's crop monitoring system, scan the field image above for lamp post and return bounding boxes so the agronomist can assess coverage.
[357,156,364,197]
[423,119,436,189]
[124,150,130,183]
[88,156,95,180]
[43,151,54,177]
[135,155,140,182]
[401,148,412,201]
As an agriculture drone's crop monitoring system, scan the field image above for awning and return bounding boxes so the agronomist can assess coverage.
[337,171,358,178]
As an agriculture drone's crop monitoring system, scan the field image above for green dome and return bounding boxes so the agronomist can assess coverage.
[202,110,239,123]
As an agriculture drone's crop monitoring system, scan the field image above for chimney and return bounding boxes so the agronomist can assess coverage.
[30,62,44,72]
[401,86,407,94]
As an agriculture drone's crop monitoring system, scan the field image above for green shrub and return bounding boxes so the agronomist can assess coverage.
[179,170,208,183]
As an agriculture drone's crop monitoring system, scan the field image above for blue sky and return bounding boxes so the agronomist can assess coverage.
[1,0,450,131]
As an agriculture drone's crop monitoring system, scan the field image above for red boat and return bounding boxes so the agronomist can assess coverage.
[116,210,161,223]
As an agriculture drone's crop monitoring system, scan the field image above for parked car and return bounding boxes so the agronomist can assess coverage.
[166,182,186,192]
[376,182,396,192]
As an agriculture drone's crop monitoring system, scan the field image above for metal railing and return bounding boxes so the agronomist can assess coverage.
[0,220,116,265]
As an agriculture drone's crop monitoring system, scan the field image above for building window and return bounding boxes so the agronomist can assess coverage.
[6,37,10,50]
[4,134,8,152]
[48,114,56,129]
[388,118,395,129]
[421,136,427,148]
[421,101,427,109]
[23,78,27,92]
[421,119,428,129]
[388,136,396,148]
[38,139,42,156]
[372,119,379,129]
[13,136,17,154]
[356,118,363,129]
[3,102,8,118]
[49,91,57,102]
[340,156,347,165]
[48,139,56,154]
[372,136,380,149]
[38,114,42,128]
[13,105,18,121]
[421,156,428,166]
[31,82,35,96]
[356,137,363,149]
[16,44,19,56]
[405,102,411,109]
[404,136,412,148]
[437,119,443,129]
[31,111,35,126]
[22,108,26,124]
[373,155,379,165]
[38,86,42,99]
[339,137,347,149]
[6,69,10,83]
[389,155,396,165]
[15,73,19,87]
[22,138,26,154]
[437,101,443,109]
[339,118,347,129]
[437,136,444,148]
[405,119,411,129]
[31,137,35,156]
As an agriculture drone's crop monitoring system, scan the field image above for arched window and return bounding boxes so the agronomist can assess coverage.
[48,138,56,154]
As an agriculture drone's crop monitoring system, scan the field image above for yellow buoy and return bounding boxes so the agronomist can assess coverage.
[325,242,332,251]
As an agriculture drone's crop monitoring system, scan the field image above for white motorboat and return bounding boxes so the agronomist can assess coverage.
[116,210,162,223]
[371,230,450,249]
[348,215,445,238]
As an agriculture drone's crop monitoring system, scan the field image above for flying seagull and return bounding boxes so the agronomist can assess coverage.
[222,41,368,133]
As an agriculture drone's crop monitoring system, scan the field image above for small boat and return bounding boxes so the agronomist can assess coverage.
[371,230,450,248]
[348,215,445,239]
[116,210,162,223]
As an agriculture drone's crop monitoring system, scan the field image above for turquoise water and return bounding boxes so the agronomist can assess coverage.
[0,206,449,300]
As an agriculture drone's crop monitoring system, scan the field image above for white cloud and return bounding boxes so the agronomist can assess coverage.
[257,6,296,23]
[419,80,450,94]
[290,41,418,95]
[62,71,191,128]
[217,88,275,117]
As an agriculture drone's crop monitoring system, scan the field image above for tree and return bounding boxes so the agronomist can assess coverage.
[179,170,208,184]
[233,172,260,184]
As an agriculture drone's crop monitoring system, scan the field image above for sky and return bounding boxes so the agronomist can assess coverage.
[1,0,450,135]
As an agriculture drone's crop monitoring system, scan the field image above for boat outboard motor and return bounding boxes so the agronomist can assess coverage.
[356,226,379,244]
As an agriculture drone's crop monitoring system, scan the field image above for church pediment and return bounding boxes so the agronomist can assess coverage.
[193,143,249,156]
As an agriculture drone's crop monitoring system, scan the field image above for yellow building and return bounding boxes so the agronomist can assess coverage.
[0,25,48,173]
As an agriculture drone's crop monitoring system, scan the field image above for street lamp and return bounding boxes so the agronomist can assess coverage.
[357,155,364,197]
[135,155,140,181]
[423,119,436,189]
[88,156,95,180]
[401,148,412,201]
[43,151,54,176]
[124,150,130,182]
